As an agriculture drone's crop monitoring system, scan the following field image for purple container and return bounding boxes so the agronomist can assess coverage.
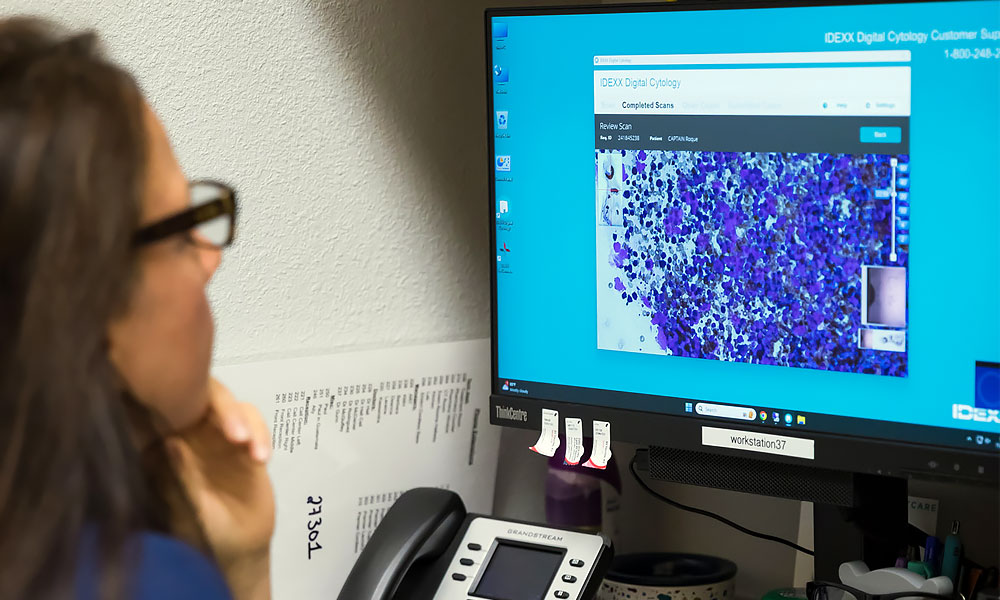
[545,436,622,536]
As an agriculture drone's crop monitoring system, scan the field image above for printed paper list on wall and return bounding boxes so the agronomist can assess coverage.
[214,339,499,599]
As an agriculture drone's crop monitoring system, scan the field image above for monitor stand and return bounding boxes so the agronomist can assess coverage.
[639,447,909,580]
[813,474,908,580]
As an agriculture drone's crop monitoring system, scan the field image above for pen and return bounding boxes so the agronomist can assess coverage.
[925,536,943,576]
[941,521,963,585]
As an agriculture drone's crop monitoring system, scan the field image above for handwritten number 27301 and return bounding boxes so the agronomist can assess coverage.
[307,496,323,559]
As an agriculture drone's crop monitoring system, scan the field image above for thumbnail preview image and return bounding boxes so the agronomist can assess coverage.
[596,149,910,377]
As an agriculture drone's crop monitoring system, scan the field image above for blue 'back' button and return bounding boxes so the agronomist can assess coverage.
[860,126,902,143]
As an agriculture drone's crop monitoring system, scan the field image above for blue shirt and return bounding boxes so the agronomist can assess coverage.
[76,531,232,599]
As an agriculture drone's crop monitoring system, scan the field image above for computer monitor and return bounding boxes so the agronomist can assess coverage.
[487,0,1000,487]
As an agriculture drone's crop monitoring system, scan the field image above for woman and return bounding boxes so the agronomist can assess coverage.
[0,18,276,600]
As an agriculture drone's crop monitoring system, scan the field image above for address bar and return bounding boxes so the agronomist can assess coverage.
[695,403,758,421]
[594,50,910,66]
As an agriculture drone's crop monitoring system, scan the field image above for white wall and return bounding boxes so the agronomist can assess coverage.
[6,0,566,363]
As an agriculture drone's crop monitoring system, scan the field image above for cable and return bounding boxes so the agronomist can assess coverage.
[629,454,815,556]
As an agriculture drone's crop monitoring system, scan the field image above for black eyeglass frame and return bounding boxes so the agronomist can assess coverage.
[807,581,953,600]
[133,179,237,248]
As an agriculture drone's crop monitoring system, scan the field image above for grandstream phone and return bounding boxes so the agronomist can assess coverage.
[337,488,614,600]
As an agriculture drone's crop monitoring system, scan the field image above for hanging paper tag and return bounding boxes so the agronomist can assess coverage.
[584,420,612,469]
[529,408,561,457]
[564,418,584,465]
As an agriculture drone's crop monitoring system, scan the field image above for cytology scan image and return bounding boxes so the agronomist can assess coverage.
[596,149,910,377]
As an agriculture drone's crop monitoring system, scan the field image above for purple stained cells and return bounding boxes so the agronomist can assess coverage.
[602,149,907,377]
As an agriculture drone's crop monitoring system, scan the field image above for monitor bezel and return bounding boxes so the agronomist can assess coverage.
[485,0,1000,486]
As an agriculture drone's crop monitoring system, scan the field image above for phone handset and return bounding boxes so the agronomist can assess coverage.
[337,488,467,600]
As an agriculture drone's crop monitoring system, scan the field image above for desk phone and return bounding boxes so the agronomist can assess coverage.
[337,488,613,600]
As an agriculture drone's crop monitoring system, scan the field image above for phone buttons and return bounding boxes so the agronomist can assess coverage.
[467,543,482,551]
[569,559,585,568]
[562,574,577,583]
[452,573,467,582]
[555,592,570,599]
[460,558,474,566]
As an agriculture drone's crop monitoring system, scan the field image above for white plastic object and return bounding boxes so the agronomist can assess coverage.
[839,561,953,597]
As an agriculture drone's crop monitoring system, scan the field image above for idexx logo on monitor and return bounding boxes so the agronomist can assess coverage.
[495,405,527,422]
[952,404,1000,423]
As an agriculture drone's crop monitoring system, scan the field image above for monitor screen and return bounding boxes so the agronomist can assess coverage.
[488,0,1000,467]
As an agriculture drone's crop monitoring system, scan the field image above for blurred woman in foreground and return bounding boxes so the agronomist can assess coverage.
[0,18,275,600]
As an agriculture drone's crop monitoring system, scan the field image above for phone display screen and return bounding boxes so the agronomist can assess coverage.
[473,541,566,600]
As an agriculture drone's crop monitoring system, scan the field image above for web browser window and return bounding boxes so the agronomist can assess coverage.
[595,62,911,377]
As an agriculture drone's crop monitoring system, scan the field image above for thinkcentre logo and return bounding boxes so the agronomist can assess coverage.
[496,405,527,422]
[953,404,1000,423]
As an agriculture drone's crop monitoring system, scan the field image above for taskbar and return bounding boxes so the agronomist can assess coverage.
[494,377,1000,454]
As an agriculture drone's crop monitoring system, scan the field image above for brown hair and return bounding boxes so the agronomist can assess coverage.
[0,18,189,599]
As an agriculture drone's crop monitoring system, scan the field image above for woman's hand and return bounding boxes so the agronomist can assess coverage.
[199,377,272,464]
[165,378,275,599]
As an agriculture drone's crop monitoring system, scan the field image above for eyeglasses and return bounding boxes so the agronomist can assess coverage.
[134,180,237,249]
[807,581,952,600]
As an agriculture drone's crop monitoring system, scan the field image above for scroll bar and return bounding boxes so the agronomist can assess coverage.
[890,157,898,262]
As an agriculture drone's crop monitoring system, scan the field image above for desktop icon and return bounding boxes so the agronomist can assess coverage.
[493,64,509,83]
[684,402,693,413]
[784,413,793,425]
[760,411,768,421]
[493,22,508,38]
[496,110,508,129]
[772,412,780,423]
[495,155,511,171]
[500,242,511,253]
[498,200,509,214]
[796,415,806,425]
[502,380,509,391]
